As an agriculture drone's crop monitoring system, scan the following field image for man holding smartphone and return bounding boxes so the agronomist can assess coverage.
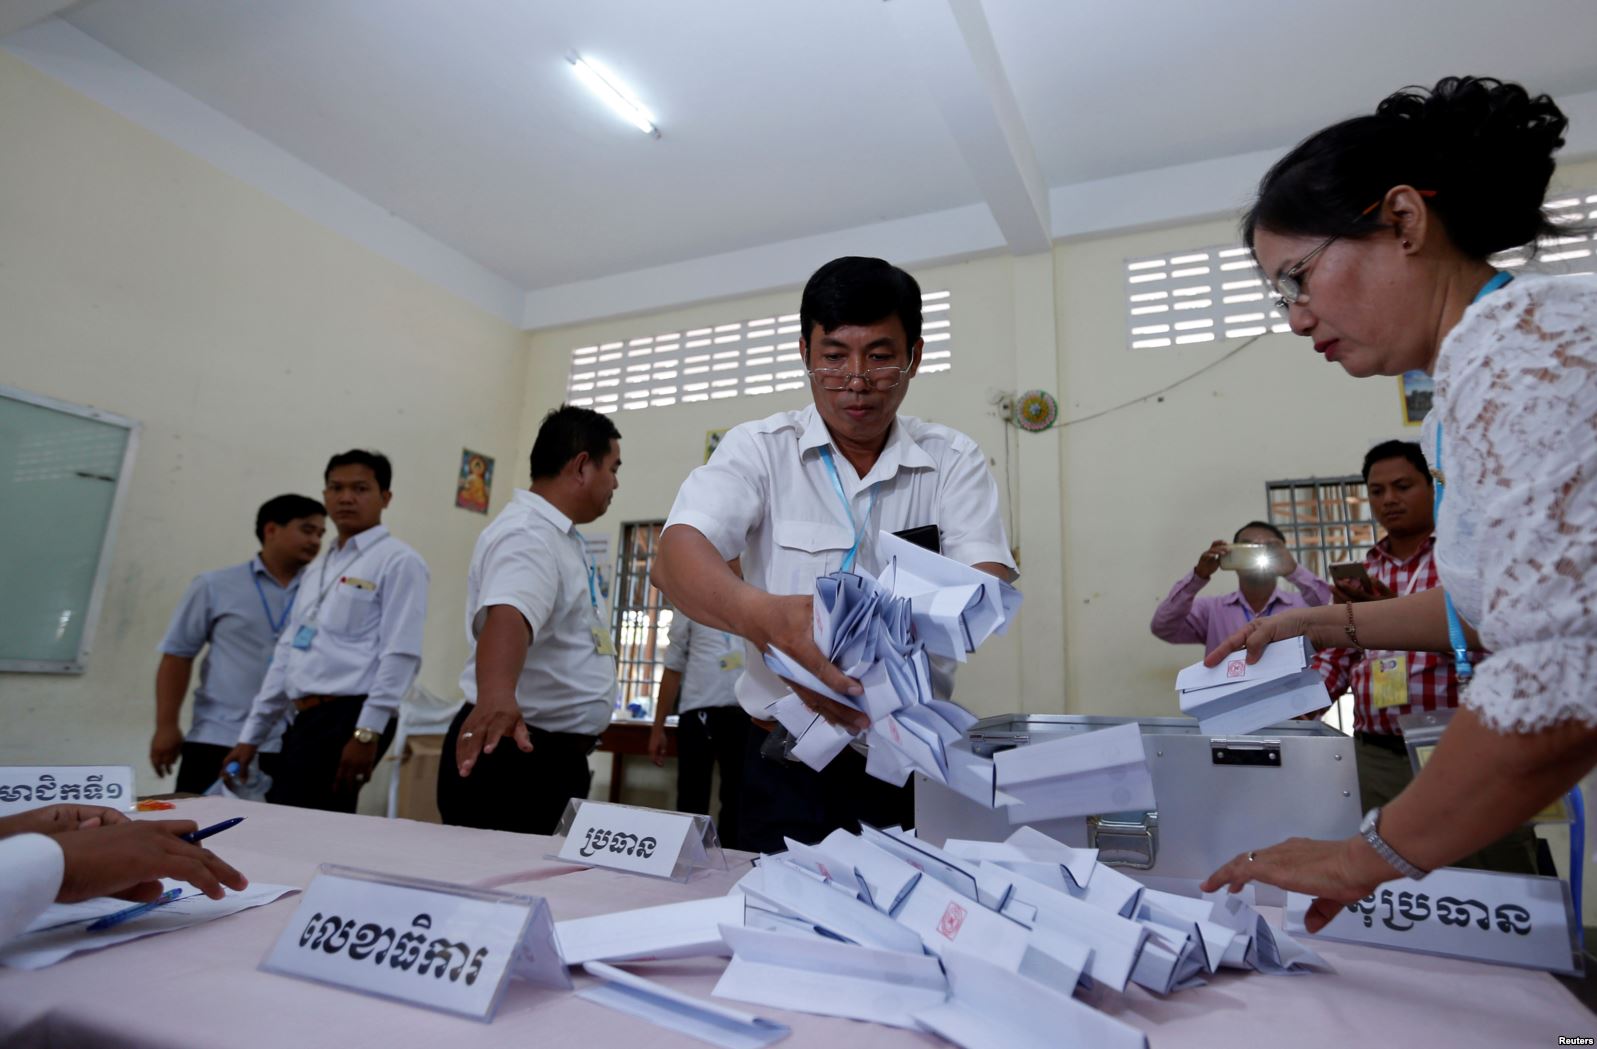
[1312,441,1536,873]
[1151,521,1331,650]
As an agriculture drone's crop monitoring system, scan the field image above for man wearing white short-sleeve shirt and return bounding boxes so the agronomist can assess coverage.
[653,256,1017,851]
[224,450,429,813]
[439,406,623,835]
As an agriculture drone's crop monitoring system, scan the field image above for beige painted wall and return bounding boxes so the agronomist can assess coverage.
[0,53,528,800]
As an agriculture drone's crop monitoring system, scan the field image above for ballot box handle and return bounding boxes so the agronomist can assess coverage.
[1089,810,1159,870]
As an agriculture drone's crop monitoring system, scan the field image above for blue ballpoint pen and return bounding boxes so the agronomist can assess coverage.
[181,817,245,843]
[86,887,184,932]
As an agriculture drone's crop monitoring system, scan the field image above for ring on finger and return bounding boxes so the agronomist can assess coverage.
[1248,851,1256,862]
[462,731,475,740]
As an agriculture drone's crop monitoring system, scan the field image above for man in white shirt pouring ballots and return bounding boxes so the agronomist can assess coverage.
[441,406,623,835]
[653,257,1016,853]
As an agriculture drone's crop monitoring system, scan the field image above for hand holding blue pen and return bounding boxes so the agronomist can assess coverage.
[53,820,250,905]
[182,817,245,844]
[86,886,185,931]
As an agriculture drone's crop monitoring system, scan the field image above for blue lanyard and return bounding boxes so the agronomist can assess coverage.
[818,446,878,573]
[1433,270,1515,681]
[572,533,601,613]
[251,571,294,637]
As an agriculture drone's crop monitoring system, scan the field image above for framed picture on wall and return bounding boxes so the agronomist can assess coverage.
[1397,371,1433,427]
[704,428,727,463]
[455,448,494,513]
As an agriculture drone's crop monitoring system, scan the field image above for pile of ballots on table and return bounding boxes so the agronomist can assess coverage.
[761,530,1023,785]
[555,824,1330,1049]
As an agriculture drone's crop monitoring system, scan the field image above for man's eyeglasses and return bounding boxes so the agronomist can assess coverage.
[1269,190,1435,310]
[807,365,913,391]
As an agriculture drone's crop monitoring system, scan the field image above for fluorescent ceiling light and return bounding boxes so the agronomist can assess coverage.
[567,52,659,138]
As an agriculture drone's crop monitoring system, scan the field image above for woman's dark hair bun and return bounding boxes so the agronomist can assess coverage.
[1375,77,1568,256]
[1246,75,1573,260]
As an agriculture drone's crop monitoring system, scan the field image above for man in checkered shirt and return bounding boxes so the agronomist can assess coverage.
[1312,440,1538,874]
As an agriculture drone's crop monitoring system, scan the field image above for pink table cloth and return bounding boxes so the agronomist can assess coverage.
[0,796,1589,1048]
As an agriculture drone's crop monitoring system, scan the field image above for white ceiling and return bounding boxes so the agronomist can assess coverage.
[14,0,1597,325]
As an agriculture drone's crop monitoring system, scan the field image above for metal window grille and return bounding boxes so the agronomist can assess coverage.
[1265,476,1380,579]
[609,520,674,718]
[565,291,953,413]
[1124,188,1595,350]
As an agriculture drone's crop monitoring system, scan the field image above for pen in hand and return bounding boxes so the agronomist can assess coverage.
[181,817,245,844]
[86,886,185,932]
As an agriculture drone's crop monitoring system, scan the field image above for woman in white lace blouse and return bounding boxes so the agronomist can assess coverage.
[1201,76,1597,931]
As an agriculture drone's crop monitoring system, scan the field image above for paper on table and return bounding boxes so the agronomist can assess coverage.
[738,857,926,955]
[783,830,921,914]
[2,879,299,970]
[578,961,790,1049]
[555,894,746,965]
[1137,889,1240,973]
[713,924,947,1029]
[994,722,1155,822]
[997,866,1150,992]
[1204,890,1332,974]
[893,878,1031,970]
[945,832,1142,918]
[912,948,1148,1049]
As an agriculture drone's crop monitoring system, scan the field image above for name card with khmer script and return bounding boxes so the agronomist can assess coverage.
[261,865,570,1021]
[1286,866,1580,976]
[552,799,727,881]
[0,765,134,817]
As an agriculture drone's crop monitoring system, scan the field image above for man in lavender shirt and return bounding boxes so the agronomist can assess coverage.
[1150,521,1332,651]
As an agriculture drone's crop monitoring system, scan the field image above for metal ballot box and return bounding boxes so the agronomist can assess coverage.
[914,715,1361,901]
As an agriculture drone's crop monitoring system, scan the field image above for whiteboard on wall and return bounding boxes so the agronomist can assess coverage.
[0,385,139,673]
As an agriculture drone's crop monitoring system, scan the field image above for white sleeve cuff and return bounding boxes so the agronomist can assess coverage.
[0,833,65,943]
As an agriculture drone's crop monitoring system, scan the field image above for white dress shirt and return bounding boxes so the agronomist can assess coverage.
[239,524,429,745]
[663,615,743,714]
[0,834,63,944]
[664,404,1015,718]
[157,557,296,751]
[459,490,617,736]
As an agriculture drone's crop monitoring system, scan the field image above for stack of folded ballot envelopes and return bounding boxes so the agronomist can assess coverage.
[555,823,1330,1049]
[762,530,1021,784]
[1175,636,1332,736]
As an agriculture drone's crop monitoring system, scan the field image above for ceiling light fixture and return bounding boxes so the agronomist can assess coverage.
[567,52,659,138]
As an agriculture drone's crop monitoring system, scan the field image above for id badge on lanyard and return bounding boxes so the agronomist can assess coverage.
[1371,654,1409,709]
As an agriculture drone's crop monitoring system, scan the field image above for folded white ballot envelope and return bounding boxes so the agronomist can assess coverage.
[893,877,1031,970]
[944,829,1144,918]
[912,948,1149,1049]
[994,721,1156,822]
[877,530,1017,661]
[781,830,922,914]
[713,924,948,1029]
[739,856,926,955]
[1204,889,1332,974]
[759,535,1020,785]
[997,865,1150,992]
[1175,636,1331,736]
[578,961,790,1049]
[555,894,746,965]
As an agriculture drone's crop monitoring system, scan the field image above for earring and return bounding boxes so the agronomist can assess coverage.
[1402,239,1412,249]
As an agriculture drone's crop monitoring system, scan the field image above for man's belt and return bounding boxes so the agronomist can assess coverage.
[293,694,365,713]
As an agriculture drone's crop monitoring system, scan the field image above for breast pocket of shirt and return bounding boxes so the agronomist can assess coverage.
[321,583,380,637]
[771,520,857,595]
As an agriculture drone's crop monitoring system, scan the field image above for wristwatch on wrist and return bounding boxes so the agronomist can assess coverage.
[351,727,378,745]
[1359,807,1429,880]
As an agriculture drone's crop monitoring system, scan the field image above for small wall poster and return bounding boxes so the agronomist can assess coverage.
[456,449,494,514]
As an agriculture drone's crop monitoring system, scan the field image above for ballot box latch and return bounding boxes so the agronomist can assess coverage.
[1088,810,1159,869]
[1209,738,1282,768]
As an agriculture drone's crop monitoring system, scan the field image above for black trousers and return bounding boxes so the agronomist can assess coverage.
[737,720,915,855]
[435,704,598,835]
[174,741,280,796]
[675,705,750,850]
[266,697,395,813]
